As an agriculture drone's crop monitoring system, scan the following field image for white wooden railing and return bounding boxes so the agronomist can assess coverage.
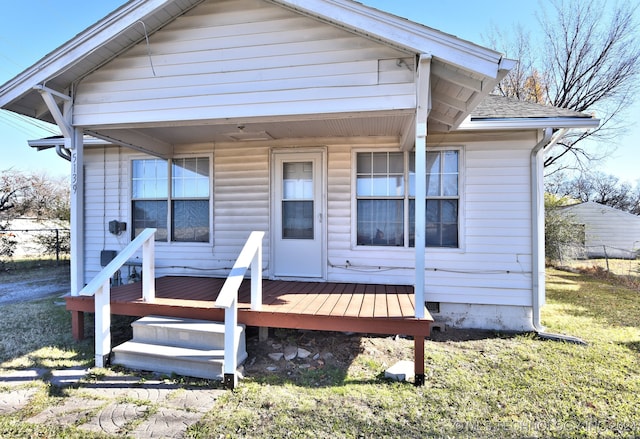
[79,228,157,367]
[215,231,264,389]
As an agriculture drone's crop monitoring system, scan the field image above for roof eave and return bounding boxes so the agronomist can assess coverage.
[457,117,601,131]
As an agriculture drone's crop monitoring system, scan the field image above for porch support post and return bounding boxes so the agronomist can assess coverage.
[94,280,111,367]
[414,335,425,386]
[35,86,84,296]
[69,128,85,295]
[71,311,85,341]
[414,54,431,320]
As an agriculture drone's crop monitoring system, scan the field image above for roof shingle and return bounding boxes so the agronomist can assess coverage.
[471,95,593,119]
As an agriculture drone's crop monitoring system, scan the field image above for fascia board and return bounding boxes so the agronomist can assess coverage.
[272,0,506,78]
[457,117,601,131]
[0,0,177,108]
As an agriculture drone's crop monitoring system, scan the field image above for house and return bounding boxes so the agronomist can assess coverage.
[561,202,640,259]
[1,0,599,379]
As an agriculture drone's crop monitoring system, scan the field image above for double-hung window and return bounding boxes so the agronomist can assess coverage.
[356,152,405,246]
[132,157,210,242]
[410,150,459,247]
[356,149,460,248]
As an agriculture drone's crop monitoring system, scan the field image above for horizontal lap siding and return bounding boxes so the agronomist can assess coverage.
[74,0,415,126]
[426,141,534,306]
[84,148,131,280]
[83,144,271,281]
[213,144,270,262]
[325,137,535,307]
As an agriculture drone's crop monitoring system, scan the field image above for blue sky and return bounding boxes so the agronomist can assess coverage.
[0,0,637,183]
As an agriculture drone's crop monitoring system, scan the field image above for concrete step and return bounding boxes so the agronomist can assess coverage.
[111,315,247,381]
[130,315,245,354]
[112,341,248,380]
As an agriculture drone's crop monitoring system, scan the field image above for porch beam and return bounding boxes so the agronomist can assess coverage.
[34,85,72,139]
[414,54,431,320]
[86,129,172,159]
[431,62,483,92]
[400,117,416,151]
[428,108,457,128]
[432,90,468,112]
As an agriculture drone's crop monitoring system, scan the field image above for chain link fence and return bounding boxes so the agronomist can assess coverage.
[0,227,70,262]
[553,243,640,277]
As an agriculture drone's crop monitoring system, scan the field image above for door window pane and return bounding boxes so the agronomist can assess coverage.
[282,200,313,239]
[283,162,313,200]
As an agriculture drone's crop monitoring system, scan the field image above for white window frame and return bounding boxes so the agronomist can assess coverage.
[351,146,464,251]
[130,154,213,245]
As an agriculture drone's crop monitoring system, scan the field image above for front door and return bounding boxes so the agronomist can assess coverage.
[272,151,324,278]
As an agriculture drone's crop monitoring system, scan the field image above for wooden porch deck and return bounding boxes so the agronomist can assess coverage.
[65,276,433,382]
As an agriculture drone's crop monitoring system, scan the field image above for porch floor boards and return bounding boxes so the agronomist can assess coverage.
[65,276,431,338]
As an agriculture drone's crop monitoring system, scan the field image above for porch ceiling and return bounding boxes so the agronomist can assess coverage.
[84,110,416,155]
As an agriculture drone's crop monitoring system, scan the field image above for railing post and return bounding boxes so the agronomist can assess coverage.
[94,279,111,367]
[142,235,155,302]
[223,302,238,390]
[251,238,262,311]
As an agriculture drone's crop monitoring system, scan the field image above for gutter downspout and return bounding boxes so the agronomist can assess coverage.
[56,144,72,161]
[531,128,588,345]
[530,127,553,332]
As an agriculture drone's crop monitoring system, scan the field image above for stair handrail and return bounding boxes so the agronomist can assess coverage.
[215,230,264,389]
[79,227,157,368]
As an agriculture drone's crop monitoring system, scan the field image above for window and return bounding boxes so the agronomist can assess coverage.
[132,157,210,242]
[356,149,460,248]
[410,150,459,247]
[356,152,405,246]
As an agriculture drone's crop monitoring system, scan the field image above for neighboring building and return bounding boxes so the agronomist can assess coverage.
[0,0,599,332]
[561,202,640,259]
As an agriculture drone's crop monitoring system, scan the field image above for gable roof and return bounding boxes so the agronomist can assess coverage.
[0,0,513,135]
[562,201,640,221]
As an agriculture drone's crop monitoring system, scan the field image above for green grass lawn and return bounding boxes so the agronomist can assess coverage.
[0,266,638,438]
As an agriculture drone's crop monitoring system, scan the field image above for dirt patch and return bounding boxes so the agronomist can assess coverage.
[241,326,499,384]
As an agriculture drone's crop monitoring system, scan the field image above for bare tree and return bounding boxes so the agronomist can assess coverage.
[0,169,70,224]
[0,170,30,222]
[546,171,640,214]
[491,0,640,172]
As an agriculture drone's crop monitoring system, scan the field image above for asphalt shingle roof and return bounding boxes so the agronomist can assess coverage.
[471,95,593,119]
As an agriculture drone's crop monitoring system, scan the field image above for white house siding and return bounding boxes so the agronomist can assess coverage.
[73,0,415,126]
[323,132,538,330]
[84,147,133,279]
[83,143,272,282]
[563,202,640,258]
[83,130,538,331]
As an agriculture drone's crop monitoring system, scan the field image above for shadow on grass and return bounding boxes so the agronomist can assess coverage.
[547,269,640,329]
[622,340,640,354]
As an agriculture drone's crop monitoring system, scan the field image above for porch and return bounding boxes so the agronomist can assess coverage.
[65,276,433,383]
